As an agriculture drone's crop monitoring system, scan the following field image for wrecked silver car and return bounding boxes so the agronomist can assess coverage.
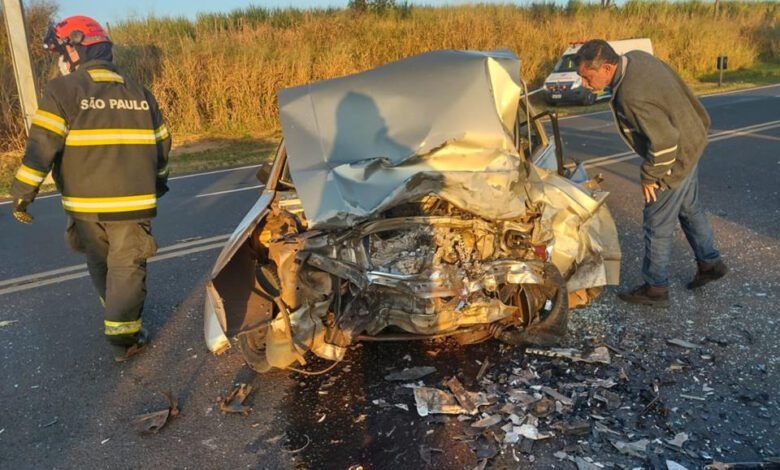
[203,49,621,372]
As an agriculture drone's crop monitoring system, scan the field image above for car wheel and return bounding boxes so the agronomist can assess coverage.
[496,263,568,346]
[238,327,272,373]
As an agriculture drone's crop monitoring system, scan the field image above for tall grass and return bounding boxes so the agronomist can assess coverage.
[1,0,778,153]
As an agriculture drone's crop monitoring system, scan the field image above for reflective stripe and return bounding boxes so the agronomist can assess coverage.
[62,194,157,213]
[15,164,47,186]
[104,319,141,336]
[155,124,170,141]
[652,158,677,167]
[66,128,157,146]
[157,165,170,177]
[88,69,125,83]
[31,109,68,136]
[649,145,678,157]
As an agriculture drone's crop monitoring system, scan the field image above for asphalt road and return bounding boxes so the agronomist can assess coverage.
[0,84,778,469]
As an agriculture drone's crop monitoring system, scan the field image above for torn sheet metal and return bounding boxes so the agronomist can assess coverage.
[413,387,490,416]
[218,383,254,415]
[278,49,524,228]
[133,391,179,434]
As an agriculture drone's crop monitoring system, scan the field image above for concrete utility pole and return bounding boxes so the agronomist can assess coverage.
[3,0,38,133]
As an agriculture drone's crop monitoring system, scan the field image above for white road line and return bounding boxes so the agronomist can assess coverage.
[0,164,263,206]
[0,235,229,291]
[557,83,780,121]
[195,185,263,198]
[168,163,262,181]
[0,242,226,296]
[585,120,780,168]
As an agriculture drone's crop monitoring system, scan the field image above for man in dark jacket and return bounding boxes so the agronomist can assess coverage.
[574,39,726,307]
[10,15,171,361]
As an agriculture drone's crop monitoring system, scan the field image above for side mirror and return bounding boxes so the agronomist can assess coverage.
[256,161,273,185]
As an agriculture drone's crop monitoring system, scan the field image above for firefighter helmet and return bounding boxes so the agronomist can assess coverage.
[43,15,111,54]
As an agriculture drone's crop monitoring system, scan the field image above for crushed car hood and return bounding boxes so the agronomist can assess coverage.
[278,49,527,228]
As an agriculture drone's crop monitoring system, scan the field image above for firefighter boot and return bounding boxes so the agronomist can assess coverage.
[617,284,670,308]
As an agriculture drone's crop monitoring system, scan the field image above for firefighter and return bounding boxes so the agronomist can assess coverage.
[10,15,171,362]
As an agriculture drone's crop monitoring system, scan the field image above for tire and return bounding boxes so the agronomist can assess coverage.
[238,327,272,373]
[496,264,569,347]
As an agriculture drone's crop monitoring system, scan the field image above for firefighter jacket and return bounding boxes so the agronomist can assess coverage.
[11,59,171,221]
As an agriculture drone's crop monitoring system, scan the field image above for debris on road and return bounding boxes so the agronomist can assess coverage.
[384,366,437,381]
[40,417,58,428]
[667,338,701,349]
[132,391,179,434]
[413,386,490,416]
[526,346,611,365]
[446,377,478,415]
[0,320,18,328]
[218,383,253,415]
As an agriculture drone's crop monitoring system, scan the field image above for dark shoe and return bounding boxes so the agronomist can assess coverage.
[618,284,670,308]
[687,260,728,290]
[111,328,149,363]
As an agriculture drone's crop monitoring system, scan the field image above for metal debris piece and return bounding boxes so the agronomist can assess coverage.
[526,346,611,365]
[575,457,602,470]
[584,346,611,365]
[384,366,437,381]
[472,414,502,428]
[594,389,621,410]
[611,438,649,458]
[667,338,701,349]
[554,451,569,460]
[667,432,689,448]
[508,389,537,406]
[516,424,554,440]
[218,383,253,415]
[394,403,409,412]
[666,460,689,470]
[476,357,491,381]
[0,320,18,328]
[541,386,574,406]
[530,397,555,417]
[553,420,591,436]
[413,387,489,416]
[504,431,520,444]
[133,391,179,434]
[41,418,58,428]
[447,377,478,415]
[680,394,706,401]
[285,434,311,454]
[707,460,780,470]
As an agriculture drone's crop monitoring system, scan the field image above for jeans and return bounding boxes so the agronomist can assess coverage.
[642,165,720,287]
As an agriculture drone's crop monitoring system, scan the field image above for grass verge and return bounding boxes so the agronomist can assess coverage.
[1,61,777,198]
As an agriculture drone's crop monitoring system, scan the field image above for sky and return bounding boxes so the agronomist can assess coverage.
[56,0,612,24]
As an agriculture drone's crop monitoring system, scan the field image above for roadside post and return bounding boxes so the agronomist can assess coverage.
[2,0,38,132]
[717,56,728,87]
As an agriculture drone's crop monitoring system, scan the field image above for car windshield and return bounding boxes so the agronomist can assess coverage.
[552,54,578,73]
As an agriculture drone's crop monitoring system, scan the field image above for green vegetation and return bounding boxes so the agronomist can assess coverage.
[1,0,778,195]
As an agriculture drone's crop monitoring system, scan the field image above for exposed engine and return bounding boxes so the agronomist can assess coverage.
[247,195,568,370]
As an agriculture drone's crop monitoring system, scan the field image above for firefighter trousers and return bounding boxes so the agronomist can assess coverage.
[67,219,158,346]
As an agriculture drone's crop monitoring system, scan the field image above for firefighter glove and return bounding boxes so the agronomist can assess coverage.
[12,198,33,224]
